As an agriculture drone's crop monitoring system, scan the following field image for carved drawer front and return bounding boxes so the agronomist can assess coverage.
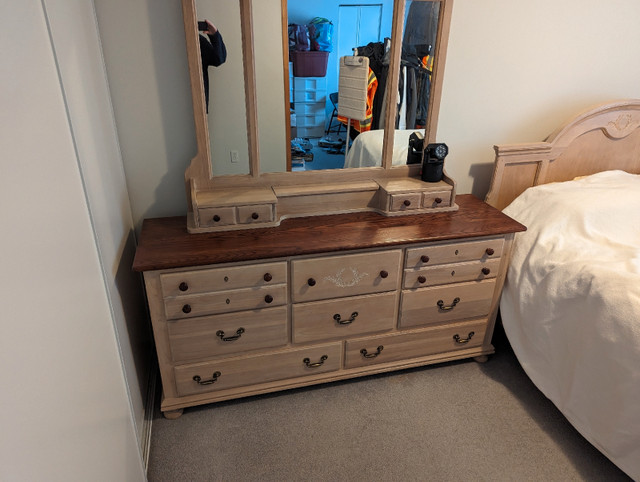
[345,319,488,368]
[160,262,287,298]
[168,306,288,362]
[422,191,452,209]
[164,284,287,320]
[237,204,274,224]
[400,279,496,328]
[405,237,504,268]
[198,206,237,227]
[292,292,398,344]
[174,342,342,397]
[403,258,501,289]
[389,193,422,212]
[291,250,402,303]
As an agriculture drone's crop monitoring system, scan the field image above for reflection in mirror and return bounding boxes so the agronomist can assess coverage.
[285,0,394,171]
[196,0,250,176]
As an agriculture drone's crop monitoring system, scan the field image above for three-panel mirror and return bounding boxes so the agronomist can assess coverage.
[186,0,450,181]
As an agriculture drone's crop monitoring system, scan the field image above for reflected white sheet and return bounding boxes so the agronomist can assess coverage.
[343,129,420,168]
[501,170,640,480]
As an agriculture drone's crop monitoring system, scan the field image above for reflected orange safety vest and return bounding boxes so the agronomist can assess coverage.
[337,68,378,133]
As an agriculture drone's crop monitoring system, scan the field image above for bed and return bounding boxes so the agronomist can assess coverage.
[343,129,421,168]
[485,99,640,480]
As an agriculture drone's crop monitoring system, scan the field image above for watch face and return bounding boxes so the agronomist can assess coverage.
[434,144,448,159]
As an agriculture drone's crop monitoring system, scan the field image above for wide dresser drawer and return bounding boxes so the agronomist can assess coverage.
[345,319,487,368]
[174,343,342,397]
[168,306,288,362]
[291,250,402,302]
[400,279,496,328]
[292,292,398,343]
[403,258,500,289]
[405,237,504,268]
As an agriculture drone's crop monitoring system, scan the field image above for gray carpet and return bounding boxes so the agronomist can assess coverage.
[147,322,632,481]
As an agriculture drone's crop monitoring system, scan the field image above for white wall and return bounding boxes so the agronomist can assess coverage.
[0,2,146,480]
[97,0,640,226]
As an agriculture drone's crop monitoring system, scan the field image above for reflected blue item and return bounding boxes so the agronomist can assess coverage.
[309,17,333,52]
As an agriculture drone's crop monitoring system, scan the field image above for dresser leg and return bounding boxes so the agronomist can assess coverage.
[473,355,489,363]
[163,408,184,419]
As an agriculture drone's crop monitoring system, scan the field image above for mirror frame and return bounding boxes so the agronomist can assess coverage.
[182,0,454,230]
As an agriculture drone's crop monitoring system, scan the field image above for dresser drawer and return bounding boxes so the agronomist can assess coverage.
[164,284,287,320]
[237,204,274,224]
[292,292,398,344]
[160,262,287,297]
[198,206,237,227]
[405,237,504,268]
[389,193,422,212]
[345,319,487,368]
[174,342,342,397]
[403,258,501,289]
[400,279,495,328]
[291,250,402,302]
[422,191,451,209]
[168,306,288,362]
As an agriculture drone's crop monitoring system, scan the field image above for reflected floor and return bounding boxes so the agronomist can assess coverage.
[291,134,349,171]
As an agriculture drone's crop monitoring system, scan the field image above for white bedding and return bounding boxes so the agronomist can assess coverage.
[343,129,420,168]
[501,170,640,480]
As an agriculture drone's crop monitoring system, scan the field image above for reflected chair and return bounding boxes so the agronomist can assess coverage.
[325,92,344,135]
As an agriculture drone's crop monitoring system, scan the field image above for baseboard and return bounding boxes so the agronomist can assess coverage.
[140,359,158,472]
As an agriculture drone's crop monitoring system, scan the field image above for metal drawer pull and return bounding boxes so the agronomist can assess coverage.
[216,328,245,342]
[179,282,189,292]
[333,311,358,325]
[453,331,475,344]
[481,267,491,275]
[263,273,272,282]
[193,371,221,385]
[182,304,192,314]
[360,345,384,358]
[303,355,328,368]
[437,297,460,311]
[485,248,495,256]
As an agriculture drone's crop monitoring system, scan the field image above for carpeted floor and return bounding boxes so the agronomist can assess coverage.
[147,322,632,481]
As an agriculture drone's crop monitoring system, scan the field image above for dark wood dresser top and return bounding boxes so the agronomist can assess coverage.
[133,194,526,272]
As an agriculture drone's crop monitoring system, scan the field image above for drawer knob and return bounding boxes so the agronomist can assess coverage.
[263,273,273,282]
[251,212,259,220]
[307,278,316,287]
[481,267,491,275]
[437,297,460,311]
[333,311,358,325]
[418,275,427,284]
[379,270,389,279]
[360,345,384,359]
[193,371,221,385]
[403,199,411,207]
[212,215,221,222]
[453,331,475,344]
[264,295,274,304]
[303,355,328,368]
[420,255,430,263]
[485,248,495,256]
[435,197,443,204]
[178,282,189,292]
[182,304,192,314]
[216,328,245,342]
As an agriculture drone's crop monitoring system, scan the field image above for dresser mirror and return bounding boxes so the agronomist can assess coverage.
[181,0,454,232]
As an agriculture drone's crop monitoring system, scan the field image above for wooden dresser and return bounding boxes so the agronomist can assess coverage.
[133,195,525,418]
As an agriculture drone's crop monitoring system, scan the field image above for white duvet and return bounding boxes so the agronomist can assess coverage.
[501,170,640,480]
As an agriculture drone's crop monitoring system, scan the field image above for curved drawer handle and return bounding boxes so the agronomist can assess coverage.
[333,311,358,325]
[303,355,328,368]
[193,371,221,385]
[216,327,245,342]
[453,331,475,344]
[437,297,460,311]
[360,345,384,358]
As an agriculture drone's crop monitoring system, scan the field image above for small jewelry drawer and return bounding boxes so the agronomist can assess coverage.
[160,262,287,297]
[345,319,488,368]
[292,292,398,344]
[174,342,343,397]
[168,306,288,362]
[403,258,501,289]
[405,237,504,268]
[399,279,496,328]
[198,206,237,227]
[164,284,287,320]
[389,193,422,212]
[237,204,274,224]
[291,249,402,303]
[422,191,451,209]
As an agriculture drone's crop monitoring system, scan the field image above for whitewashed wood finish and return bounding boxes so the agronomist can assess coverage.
[405,237,504,268]
[403,258,501,289]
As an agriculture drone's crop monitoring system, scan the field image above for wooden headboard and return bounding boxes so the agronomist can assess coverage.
[485,99,640,210]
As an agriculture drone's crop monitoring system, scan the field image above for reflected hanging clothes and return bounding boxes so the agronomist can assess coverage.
[338,67,378,135]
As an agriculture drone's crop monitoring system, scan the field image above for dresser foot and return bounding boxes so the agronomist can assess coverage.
[163,408,184,419]
[473,355,489,363]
